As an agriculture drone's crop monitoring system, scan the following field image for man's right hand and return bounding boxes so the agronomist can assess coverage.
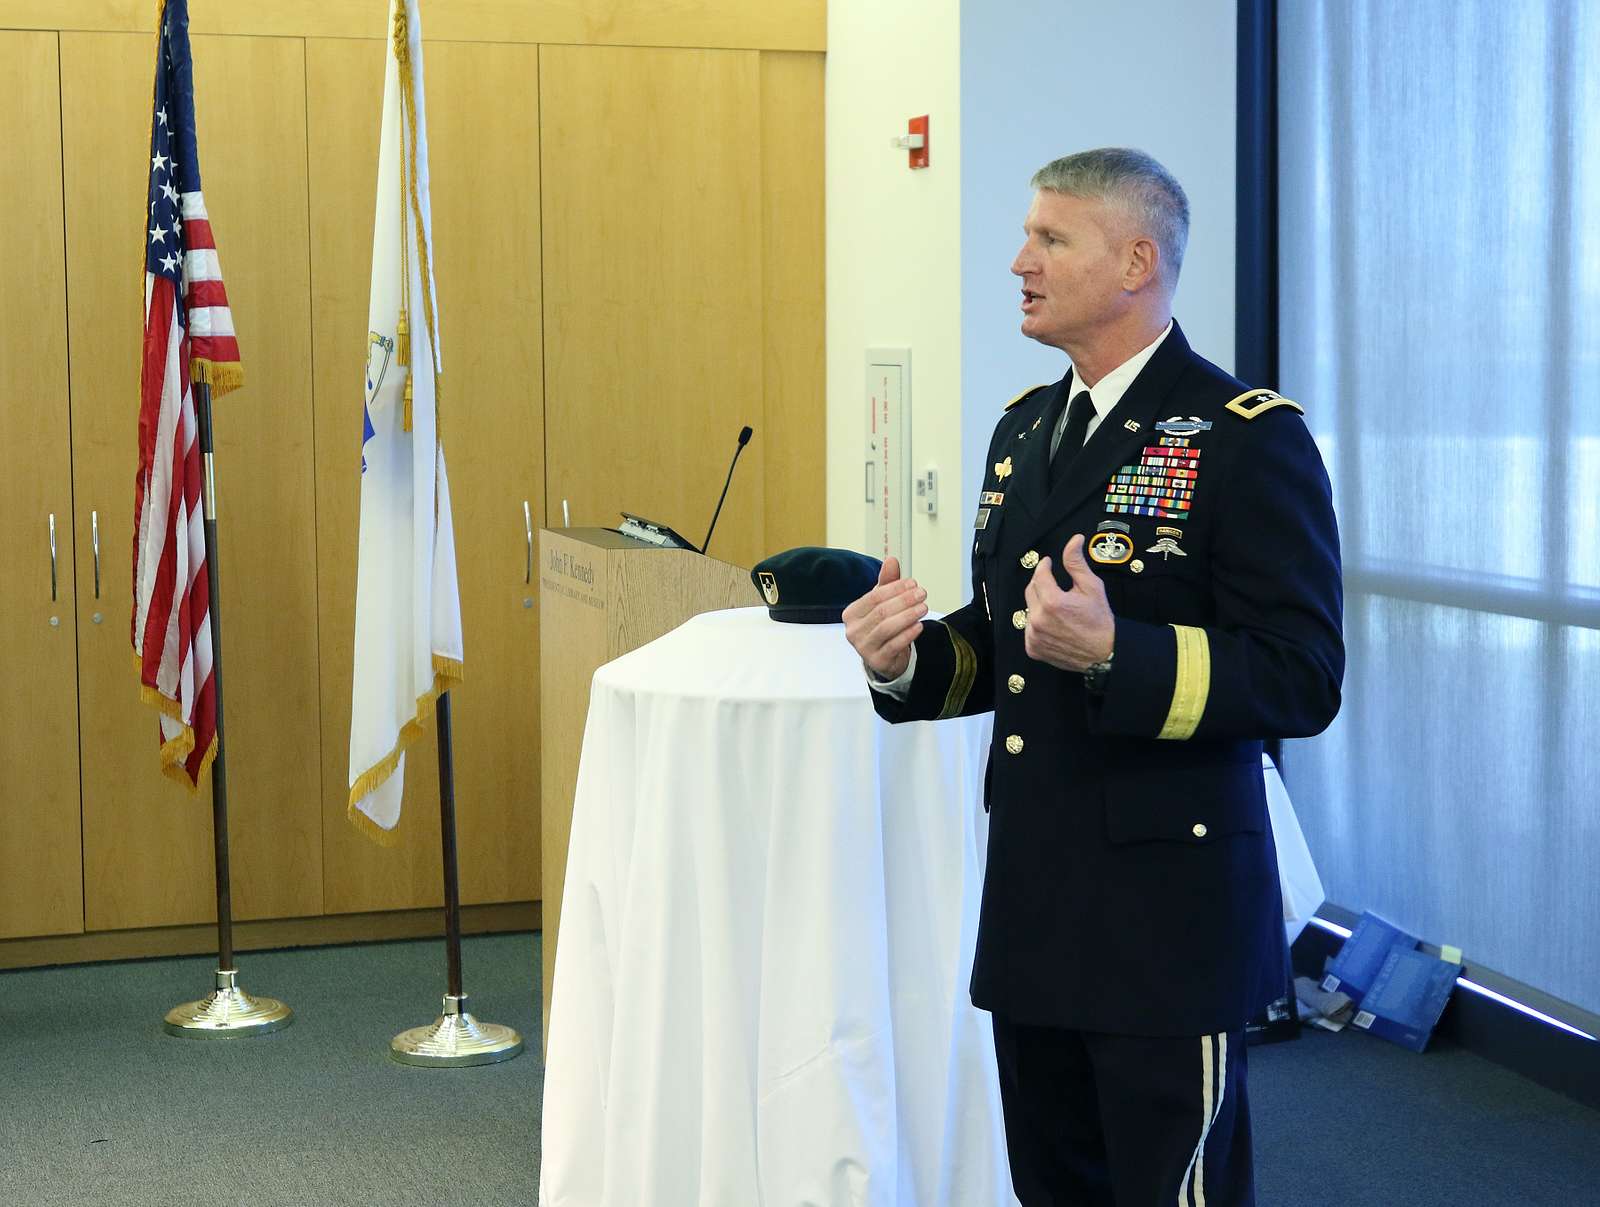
[842,556,928,680]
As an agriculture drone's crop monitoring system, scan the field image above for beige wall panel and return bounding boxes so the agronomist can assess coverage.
[63,31,323,930]
[308,37,445,914]
[758,50,826,557]
[0,0,825,51]
[421,39,544,906]
[541,44,767,573]
[0,32,85,940]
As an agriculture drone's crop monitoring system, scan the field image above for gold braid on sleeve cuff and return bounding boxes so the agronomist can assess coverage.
[936,624,978,720]
[1157,624,1211,740]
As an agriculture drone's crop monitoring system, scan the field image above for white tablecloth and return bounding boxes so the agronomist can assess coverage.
[540,607,1017,1207]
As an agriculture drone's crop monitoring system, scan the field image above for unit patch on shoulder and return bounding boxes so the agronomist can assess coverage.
[1004,385,1048,411]
[1225,389,1304,420]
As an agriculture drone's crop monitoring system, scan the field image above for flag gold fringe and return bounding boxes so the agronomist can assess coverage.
[137,671,186,722]
[346,801,403,847]
[139,686,219,795]
[345,653,465,844]
[135,649,221,792]
[191,357,245,398]
[158,731,219,795]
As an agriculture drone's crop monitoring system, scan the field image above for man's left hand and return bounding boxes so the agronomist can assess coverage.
[1023,534,1116,672]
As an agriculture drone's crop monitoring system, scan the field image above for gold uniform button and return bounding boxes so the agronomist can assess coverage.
[1007,674,1026,694]
[1012,609,1028,630]
[1192,823,1208,838]
[1020,550,1040,570]
[1130,559,1145,574]
[1005,735,1024,755]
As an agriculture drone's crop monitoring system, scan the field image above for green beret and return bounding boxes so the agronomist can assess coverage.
[751,546,882,624]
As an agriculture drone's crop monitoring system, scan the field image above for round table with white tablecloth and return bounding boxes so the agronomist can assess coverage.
[539,606,1016,1207]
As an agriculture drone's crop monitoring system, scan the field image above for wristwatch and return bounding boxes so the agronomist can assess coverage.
[1082,650,1114,694]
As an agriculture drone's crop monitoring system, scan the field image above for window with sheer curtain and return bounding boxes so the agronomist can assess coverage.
[1278,0,1600,1020]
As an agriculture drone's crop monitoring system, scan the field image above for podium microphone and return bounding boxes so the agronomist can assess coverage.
[701,425,753,555]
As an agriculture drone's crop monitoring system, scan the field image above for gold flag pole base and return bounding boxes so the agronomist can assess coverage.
[390,993,524,1067]
[163,968,294,1039]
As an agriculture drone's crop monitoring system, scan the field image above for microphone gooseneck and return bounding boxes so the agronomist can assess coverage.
[701,426,754,555]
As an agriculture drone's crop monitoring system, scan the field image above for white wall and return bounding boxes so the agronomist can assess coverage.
[827,0,1236,610]
[824,0,965,608]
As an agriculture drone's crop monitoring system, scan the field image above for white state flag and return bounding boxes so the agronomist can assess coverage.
[348,0,462,840]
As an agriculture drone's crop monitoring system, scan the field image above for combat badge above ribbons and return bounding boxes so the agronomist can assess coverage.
[1154,415,1213,436]
[994,456,1014,482]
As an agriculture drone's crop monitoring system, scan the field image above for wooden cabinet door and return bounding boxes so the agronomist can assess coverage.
[539,45,768,573]
[0,31,84,940]
[426,40,545,907]
[61,32,323,930]
[310,37,544,913]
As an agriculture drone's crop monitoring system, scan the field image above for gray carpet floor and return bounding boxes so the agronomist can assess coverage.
[2,933,1596,1205]
[0,933,543,1207]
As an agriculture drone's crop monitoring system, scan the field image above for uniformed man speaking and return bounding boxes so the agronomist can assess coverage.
[844,148,1344,1206]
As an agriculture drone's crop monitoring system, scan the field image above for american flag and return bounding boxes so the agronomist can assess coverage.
[132,0,242,790]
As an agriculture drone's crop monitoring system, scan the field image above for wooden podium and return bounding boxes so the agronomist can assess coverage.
[538,527,753,1045]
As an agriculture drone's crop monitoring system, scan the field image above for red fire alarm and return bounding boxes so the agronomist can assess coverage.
[891,115,930,169]
[907,115,929,169]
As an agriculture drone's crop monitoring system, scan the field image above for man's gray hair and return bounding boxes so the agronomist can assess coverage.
[1031,148,1190,283]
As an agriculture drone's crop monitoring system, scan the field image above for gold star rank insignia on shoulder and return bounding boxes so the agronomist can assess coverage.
[1224,390,1304,420]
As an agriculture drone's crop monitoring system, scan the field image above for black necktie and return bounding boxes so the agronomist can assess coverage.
[1049,390,1095,487]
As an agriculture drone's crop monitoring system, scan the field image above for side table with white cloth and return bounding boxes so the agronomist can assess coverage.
[539,607,1018,1207]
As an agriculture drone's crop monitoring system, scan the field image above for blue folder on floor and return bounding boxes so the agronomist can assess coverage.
[1321,910,1460,1052]
[1351,946,1462,1053]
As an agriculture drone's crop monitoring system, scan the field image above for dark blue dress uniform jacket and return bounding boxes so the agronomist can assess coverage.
[871,321,1344,1037]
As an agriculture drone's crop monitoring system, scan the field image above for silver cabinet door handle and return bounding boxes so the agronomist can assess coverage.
[92,509,101,599]
[523,500,533,584]
[49,513,58,602]
[865,461,876,504]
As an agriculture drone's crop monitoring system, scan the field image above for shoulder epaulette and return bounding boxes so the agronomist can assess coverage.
[1224,389,1304,420]
[1004,385,1048,411]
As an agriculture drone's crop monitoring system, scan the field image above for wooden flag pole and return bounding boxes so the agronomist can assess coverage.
[438,693,465,999]
[163,381,293,1039]
[389,691,524,1066]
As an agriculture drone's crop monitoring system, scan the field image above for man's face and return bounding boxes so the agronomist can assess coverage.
[1010,190,1132,351]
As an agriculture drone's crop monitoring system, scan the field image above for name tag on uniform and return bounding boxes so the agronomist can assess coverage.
[975,507,991,530]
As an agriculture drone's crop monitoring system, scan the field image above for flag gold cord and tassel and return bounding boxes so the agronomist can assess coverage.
[392,0,443,442]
